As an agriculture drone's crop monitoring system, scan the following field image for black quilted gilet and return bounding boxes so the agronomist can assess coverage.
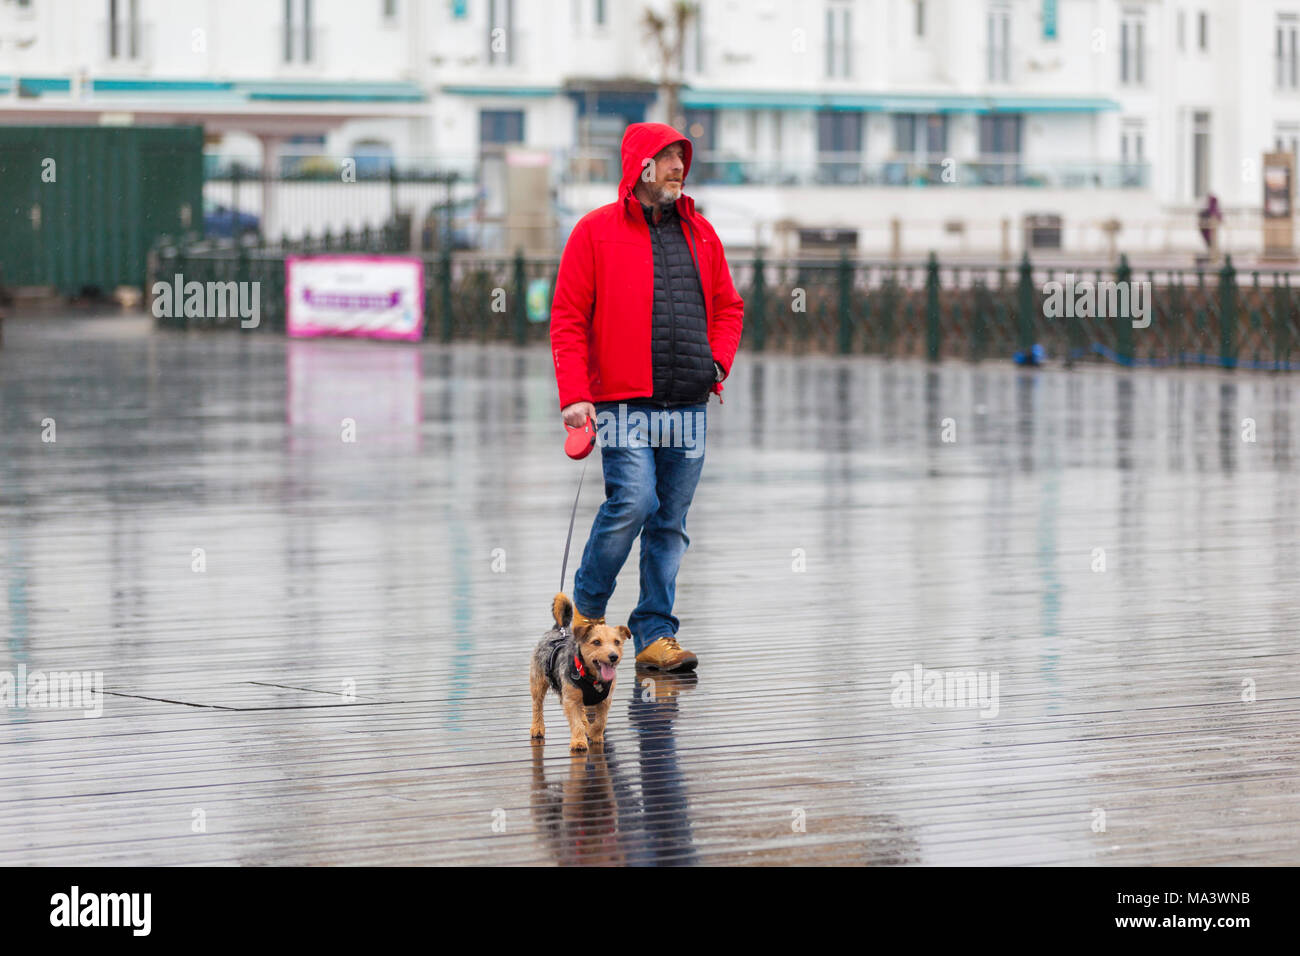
[642,202,714,407]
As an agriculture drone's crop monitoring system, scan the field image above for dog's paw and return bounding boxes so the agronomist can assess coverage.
[529,724,545,739]
[569,738,588,754]
[587,729,604,743]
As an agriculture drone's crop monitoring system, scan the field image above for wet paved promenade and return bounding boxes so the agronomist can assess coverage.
[1,314,1297,865]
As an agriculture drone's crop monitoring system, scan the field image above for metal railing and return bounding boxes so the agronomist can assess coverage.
[202,163,475,244]
[149,236,1300,371]
[631,154,1151,188]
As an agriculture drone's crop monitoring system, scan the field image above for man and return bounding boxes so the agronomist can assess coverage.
[550,122,744,672]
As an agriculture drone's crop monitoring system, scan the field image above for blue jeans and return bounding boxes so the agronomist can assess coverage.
[573,401,708,655]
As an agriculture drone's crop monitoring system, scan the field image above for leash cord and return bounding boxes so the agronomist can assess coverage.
[559,456,590,594]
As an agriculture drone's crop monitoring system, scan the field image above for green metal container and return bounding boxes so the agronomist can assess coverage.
[0,125,203,293]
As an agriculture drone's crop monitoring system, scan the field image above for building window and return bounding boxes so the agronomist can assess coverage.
[684,1,706,74]
[978,113,1022,184]
[1120,9,1145,85]
[1198,10,1208,51]
[1276,126,1300,192]
[1121,124,1145,162]
[891,113,947,183]
[594,0,605,26]
[1192,110,1210,199]
[481,109,525,147]
[979,114,1021,154]
[893,114,916,155]
[682,107,718,183]
[352,139,395,177]
[487,0,514,66]
[915,0,925,37]
[893,113,947,156]
[924,113,946,154]
[382,0,397,20]
[817,109,863,183]
[283,0,314,62]
[572,107,631,183]
[279,134,326,177]
[987,5,1011,82]
[107,0,140,60]
[825,1,852,79]
[1278,15,1298,89]
[1121,120,1146,186]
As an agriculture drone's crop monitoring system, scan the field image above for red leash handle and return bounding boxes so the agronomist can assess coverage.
[564,413,597,460]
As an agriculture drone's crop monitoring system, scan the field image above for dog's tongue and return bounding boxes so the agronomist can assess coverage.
[598,663,616,683]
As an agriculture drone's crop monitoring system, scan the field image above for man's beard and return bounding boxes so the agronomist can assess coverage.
[651,182,681,207]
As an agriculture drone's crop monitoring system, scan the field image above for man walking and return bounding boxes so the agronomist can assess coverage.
[550,122,744,672]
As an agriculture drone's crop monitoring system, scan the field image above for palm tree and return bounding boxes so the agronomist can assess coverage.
[641,2,698,131]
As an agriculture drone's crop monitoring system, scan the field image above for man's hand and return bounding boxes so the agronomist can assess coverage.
[562,402,596,428]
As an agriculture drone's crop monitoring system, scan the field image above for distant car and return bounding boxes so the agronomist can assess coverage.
[422,198,488,251]
[279,155,340,180]
[422,196,582,253]
[205,199,260,239]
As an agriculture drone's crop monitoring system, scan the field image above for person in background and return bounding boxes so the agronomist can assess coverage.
[1198,193,1223,254]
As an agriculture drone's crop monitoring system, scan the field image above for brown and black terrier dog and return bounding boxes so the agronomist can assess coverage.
[530,593,628,753]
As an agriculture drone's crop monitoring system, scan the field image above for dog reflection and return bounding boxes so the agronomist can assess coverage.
[529,741,625,866]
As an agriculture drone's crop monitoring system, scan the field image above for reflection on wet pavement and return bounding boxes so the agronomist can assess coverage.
[0,314,1296,865]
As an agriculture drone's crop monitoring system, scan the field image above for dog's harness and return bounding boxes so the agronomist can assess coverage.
[545,633,612,706]
[567,650,612,706]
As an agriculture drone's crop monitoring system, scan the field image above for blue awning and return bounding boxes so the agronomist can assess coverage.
[983,95,1119,112]
[441,85,560,98]
[679,88,1119,113]
[0,76,425,102]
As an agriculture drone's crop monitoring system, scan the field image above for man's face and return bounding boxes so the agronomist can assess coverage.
[643,142,686,207]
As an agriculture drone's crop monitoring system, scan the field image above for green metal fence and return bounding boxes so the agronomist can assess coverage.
[0,126,203,292]
[151,236,1300,371]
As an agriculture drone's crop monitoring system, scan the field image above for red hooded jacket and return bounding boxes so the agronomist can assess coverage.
[550,122,744,410]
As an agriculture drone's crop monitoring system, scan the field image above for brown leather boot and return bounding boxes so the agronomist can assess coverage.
[635,636,698,672]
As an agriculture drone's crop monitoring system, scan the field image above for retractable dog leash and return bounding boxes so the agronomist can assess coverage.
[559,413,597,593]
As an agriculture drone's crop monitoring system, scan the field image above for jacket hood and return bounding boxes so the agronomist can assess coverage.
[619,122,693,210]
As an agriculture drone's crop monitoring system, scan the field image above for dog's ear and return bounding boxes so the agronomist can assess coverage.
[617,625,631,642]
[573,621,592,642]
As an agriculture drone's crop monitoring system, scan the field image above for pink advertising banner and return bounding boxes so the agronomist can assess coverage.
[285,255,425,341]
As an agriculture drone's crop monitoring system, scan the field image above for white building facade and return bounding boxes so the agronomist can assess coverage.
[2,0,1299,256]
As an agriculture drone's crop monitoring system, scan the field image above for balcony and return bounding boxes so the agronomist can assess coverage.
[638,153,1153,189]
